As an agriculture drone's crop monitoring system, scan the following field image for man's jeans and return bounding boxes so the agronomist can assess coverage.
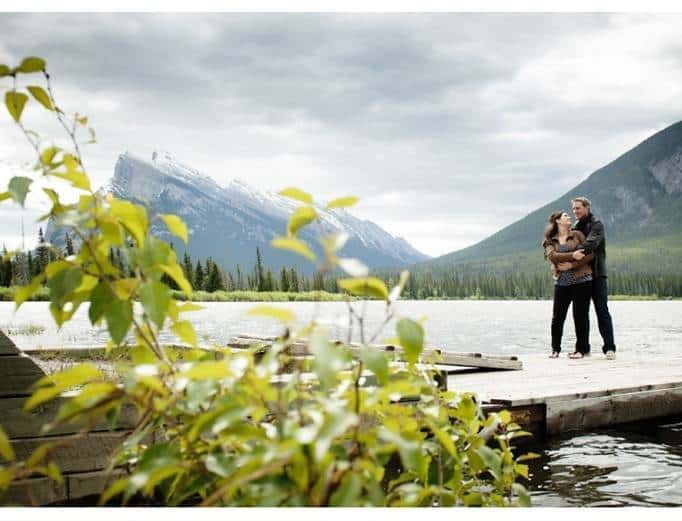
[592,276,616,353]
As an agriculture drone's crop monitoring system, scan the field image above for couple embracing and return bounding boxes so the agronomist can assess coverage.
[542,196,616,360]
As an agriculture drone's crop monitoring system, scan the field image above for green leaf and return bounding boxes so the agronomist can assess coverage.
[27,85,53,110]
[171,320,197,347]
[0,467,15,492]
[15,274,44,308]
[44,260,70,279]
[159,263,192,297]
[337,277,388,300]
[89,282,114,325]
[378,428,422,473]
[516,452,541,463]
[246,305,295,325]
[513,483,531,507]
[159,214,188,244]
[427,421,456,458]
[360,346,388,385]
[462,492,483,506]
[40,146,60,167]
[0,191,11,203]
[51,169,91,191]
[514,463,529,480]
[330,472,362,506]
[45,461,63,484]
[17,56,46,73]
[0,64,11,77]
[109,199,148,246]
[139,280,171,329]
[310,330,348,391]
[204,453,235,478]
[396,318,424,364]
[278,187,313,204]
[183,360,231,380]
[476,445,502,481]
[327,196,358,209]
[0,425,15,461]
[25,363,102,410]
[5,91,28,122]
[287,206,317,236]
[8,176,33,206]
[47,266,82,304]
[271,236,316,262]
[105,298,133,345]
[99,478,129,505]
[388,270,410,302]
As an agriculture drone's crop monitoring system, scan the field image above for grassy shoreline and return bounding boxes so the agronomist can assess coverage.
[1,286,679,303]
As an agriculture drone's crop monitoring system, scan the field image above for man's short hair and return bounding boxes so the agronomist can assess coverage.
[571,196,592,210]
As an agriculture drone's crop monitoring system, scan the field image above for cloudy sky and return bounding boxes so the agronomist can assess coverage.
[1,13,681,256]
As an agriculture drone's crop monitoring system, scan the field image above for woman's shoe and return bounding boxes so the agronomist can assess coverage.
[568,352,585,359]
[549,351,560,358]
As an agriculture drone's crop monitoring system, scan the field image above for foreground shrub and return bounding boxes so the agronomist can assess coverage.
[0,55,534,507]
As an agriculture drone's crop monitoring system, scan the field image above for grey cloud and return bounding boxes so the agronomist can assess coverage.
[1,13,681,255]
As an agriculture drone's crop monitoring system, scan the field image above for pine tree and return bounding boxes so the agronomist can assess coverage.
[182,252,194,287]
[254,247,265,291]
[289,267,298,292]
[279,267,289,292]
[65,232,75,256]
[0,245,12,287]
[264,269,274,292]
[313,271,324,291]
[35,227,49,275]
[235,264,244,291]
[206,261,225,292]
[194,260,205,291]
[27,250,35,278]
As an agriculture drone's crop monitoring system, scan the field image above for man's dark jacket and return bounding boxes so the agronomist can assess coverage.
[573,213,607,278]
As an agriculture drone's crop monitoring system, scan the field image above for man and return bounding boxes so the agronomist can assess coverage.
[554,196,616,359]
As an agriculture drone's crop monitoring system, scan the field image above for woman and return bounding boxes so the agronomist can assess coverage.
[543,211,595,359]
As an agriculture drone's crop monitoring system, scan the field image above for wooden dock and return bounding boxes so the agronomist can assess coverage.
[4,326,682,504]
[458,352,682,438]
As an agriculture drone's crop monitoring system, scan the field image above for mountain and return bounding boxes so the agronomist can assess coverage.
[420,120,682,275]
[47,151,429,273]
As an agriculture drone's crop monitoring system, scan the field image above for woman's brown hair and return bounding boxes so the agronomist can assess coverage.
[542,211,564,248]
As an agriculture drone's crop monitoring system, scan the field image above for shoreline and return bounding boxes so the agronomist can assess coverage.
[1,287,679,303]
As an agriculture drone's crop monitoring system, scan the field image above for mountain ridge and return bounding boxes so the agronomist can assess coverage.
[47,150,429,273]
[423,120,682,271]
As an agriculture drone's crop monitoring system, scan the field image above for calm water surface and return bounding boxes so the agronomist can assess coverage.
[2,300,682,506]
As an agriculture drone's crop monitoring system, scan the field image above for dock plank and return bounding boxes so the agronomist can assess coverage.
[448,352,682,434]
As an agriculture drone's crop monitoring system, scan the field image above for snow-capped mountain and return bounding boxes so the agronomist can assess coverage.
[48,151,429,273]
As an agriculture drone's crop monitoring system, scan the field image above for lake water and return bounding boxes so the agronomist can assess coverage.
[2,299,682,506]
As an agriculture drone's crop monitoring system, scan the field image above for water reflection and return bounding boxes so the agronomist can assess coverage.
[527,418,682,506]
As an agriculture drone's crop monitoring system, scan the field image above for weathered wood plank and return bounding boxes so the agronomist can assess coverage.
[0,395,139,438]
[490,381,682,407]
[0,354,46,397]
[545,386,682,435]
[11,431,127,474]
[67,469,126,502]
[0,329,20,356]
[3,475,67,506]
[1,469,127,506]
[230,335,523,370]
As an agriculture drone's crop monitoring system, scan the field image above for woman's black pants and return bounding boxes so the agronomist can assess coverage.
[551,280,592,354]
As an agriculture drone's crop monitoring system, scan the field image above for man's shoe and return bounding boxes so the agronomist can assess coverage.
[605,351,616,360]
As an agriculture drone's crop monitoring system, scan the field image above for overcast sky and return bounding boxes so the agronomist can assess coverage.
[1,13,682,256]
